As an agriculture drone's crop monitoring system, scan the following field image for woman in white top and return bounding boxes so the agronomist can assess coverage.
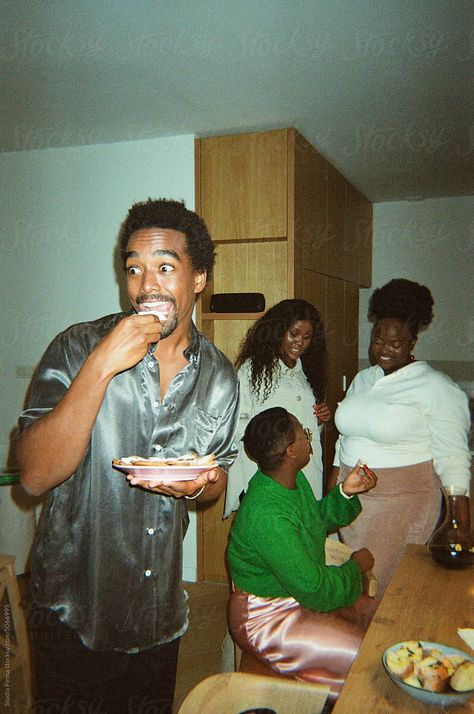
[329,279,471,595]
[224,299,331,518]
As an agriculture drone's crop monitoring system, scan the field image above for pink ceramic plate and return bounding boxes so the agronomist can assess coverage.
[113,463,214,481]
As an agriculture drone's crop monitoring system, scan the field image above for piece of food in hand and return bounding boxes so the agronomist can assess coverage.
[414,656,450,692]
[113,453,217,468]
[450,660,474,691]
[386,641,423,678]
[137,308,169,320]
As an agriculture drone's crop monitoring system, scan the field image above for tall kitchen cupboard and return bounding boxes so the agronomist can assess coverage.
[195,128,372,582]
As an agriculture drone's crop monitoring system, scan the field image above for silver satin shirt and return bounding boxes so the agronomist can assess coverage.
[19,312,239,652]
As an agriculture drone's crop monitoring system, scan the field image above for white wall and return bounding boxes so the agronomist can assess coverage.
[0,135,199,579]
[360,196,474,381]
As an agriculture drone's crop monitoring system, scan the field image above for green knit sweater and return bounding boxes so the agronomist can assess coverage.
[227,470,363,612]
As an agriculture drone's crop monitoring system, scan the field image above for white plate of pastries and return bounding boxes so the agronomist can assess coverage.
[112,453,217,481]
[383,640,474,706]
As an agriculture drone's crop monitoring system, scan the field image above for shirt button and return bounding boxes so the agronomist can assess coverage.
[152,400,159,407]
[153,444,162,452]
[144,569,152,577]
[147,528,155,535]
[296,396,301,401]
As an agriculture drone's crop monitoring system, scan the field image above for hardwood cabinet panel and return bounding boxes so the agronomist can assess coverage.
[301,269,327,330]
[300,271,356,483]
[344,281,360,388]
[293,131,328,277]
[323,276,345,485]
[211,319,256,364]
[212,240,288,298]
[346,183,373,287]
[326,164,347,280]
[325,276,345,409]
[197,131,288,242]
[197,493,233,582]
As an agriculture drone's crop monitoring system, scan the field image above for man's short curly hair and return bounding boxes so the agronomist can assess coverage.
[368,278,434,338]
[118,198,215,277]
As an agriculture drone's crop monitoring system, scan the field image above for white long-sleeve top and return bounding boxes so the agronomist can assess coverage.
[224,358,324,517]
[334,361,471,491]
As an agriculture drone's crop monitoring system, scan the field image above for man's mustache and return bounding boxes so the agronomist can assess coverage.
[136,294,176,306]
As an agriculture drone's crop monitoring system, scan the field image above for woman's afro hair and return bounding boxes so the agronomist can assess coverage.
[368,278,434,337]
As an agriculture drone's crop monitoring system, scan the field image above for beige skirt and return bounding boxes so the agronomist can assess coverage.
[228,587,377,704]
[337,460,442,597]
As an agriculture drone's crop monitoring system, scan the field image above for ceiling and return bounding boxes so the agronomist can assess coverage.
[2,0,473,202]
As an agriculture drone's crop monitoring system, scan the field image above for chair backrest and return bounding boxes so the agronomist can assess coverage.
[177,672,330,714]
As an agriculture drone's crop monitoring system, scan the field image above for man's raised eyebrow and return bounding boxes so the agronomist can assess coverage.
[125,248,181,261]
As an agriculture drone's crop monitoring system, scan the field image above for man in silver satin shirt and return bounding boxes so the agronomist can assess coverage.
[17,198,239,713]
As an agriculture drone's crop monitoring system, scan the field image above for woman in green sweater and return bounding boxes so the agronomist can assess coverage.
[227,407,378,703]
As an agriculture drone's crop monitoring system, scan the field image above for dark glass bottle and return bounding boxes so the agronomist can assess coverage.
[428,486,473,570]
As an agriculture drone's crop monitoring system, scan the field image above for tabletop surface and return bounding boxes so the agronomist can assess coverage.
[332,543,473,713]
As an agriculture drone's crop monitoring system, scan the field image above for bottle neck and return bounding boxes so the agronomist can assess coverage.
[445,494,470,530]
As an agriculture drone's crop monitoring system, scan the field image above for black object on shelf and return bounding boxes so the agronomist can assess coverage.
[210,293,265,313]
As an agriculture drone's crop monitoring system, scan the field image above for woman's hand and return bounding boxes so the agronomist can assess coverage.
[341,461,377,496]
[350,547,374,573]
[313,401,332,424]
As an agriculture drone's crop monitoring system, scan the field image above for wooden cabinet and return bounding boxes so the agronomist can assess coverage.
[198,130,288,242]
[195,128,372,582]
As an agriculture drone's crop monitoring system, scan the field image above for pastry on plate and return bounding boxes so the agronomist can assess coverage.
[113,452,217,468]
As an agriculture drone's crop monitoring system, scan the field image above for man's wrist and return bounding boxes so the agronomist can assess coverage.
[184,485,206,500]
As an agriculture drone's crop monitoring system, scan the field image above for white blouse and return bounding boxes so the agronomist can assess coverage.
[224,358,324,517]
[334,361,471,491]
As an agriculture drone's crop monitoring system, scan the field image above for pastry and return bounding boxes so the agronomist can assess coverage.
[414,656,450,692]
[450,660,474,692]
[113,453,217,468]
[386,641,423,679]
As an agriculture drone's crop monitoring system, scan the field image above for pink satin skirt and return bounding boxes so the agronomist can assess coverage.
[337,460,442,597]
[228,587,377,703]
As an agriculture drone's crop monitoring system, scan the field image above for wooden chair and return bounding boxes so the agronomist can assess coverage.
[177,672,330,714]
[0,554,32,711]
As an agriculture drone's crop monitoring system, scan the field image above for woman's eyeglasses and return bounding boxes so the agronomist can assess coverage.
[275,425,313,458]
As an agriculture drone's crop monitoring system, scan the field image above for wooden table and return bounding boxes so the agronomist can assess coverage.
[332,544,473,713]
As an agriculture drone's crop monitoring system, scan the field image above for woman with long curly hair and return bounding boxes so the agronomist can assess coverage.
[224,299,331,517]
[328,278,471,595]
